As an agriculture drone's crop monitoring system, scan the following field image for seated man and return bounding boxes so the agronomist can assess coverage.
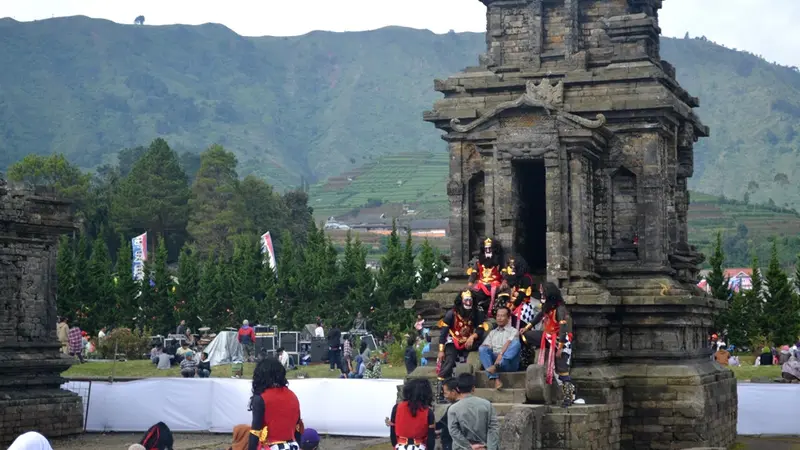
[179,351,197,378]
[197,351,211,378]
[478,306,521,390]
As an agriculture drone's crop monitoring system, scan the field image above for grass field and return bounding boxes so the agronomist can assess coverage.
[63,359,408,380]
[63,356,782,382]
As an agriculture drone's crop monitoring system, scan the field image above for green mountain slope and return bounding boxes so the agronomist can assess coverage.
[2,17,800,206]
[311,152,800,268]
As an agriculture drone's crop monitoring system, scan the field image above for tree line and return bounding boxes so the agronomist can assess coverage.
[6,139,444,336]
[707,232,800,348]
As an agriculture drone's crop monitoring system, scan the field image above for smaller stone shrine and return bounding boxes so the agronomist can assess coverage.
[0,179,83,442]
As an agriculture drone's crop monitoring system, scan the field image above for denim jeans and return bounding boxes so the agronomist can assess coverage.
[478,339,521,379]
[198,369,211,378]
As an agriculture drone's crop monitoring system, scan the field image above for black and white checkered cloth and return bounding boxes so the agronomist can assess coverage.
[395,444,426,450]
[268,442,299,450]
[520,302,535,324]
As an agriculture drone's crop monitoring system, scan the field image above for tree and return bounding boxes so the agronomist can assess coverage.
[230,235,262,324]
[196,256,222,330]
[187,145,243,257]
[416,239,441,298]
[176,246,201,327]
[73,234,91,322]
[115,236,140,329]
[7,154,91,211]
[282,190,313,245]
[794,254,800,295]
[276,230,301,329]
[111,138,190,243]
[134,15,145,25]
[339,231,374,322]
[707,231,730,301]
[259,255,279,326]
[87,235,115,331]
[144,236,174,334]
[237,175,289,246]
[56,235,77,318]
[373,220,414,333]
[763,240,797,345]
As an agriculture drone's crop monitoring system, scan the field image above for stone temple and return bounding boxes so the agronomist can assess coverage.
[412,0,738,449]
[0,180,83,442]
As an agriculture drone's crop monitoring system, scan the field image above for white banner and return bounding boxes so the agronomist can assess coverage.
[260,231,277,273]
[62,378,402,437]
[131,232,148,281]
[61,380,800,437]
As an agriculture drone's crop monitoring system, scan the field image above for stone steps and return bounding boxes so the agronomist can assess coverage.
[475,371,527,389]
[474,387,527,404]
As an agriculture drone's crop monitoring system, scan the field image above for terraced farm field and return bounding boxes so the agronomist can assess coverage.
[309,152,448,219]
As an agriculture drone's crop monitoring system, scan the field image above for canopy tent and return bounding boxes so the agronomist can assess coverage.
[204,331,244,367]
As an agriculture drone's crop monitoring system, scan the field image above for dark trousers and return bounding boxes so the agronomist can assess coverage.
[329,349,342,370]
[438,342,478,380]
[522,330,572,375]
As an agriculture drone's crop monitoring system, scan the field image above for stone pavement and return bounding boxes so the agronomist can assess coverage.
[48,433,389,450]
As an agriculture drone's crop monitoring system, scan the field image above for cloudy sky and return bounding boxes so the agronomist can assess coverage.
[2,0,798,67]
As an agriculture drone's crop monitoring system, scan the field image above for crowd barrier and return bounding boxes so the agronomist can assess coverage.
[61,379,800,436]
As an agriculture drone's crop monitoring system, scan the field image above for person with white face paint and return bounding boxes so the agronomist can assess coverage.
[435,290,490,403]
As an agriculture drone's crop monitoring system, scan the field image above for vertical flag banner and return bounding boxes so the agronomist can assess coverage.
[260,231,277,273]
[131,232,148,281]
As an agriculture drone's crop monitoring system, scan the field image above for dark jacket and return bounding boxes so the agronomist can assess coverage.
[327,327,341,350]
[404,346,418,374]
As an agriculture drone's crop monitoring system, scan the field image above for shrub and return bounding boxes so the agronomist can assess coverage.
[97,327,151,359]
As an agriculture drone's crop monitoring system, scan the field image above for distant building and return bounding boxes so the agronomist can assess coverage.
[697,268,753,293]
[347,218,448,237]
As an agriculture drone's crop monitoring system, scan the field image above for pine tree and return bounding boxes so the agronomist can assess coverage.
[145,236,174,334]
[339,231,374,324]
[416,239,440,298]
[136,259,155,332]
[743,255,765,344]
[401,228,417,299]
[73,234,91,323]
[276,230,301,329]
[87,235,115,332]
[763,240,797,344]
[373,220,414,333]
[706,231,730,301]
[56,235,77,318]
[196,256,222,330]
[216,255,235,327]
[259,255,279,326]
[794,254,800,297]
[230,234,262,325]
[114,236,140,329]
[176,245,201,328]
[724,292,750,349]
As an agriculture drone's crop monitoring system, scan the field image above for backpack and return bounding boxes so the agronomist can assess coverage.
[140,421,174,450]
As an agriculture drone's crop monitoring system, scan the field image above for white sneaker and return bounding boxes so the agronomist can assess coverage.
[574,398,586,404]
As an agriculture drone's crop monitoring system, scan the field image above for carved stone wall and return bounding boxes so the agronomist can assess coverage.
[425,0,735,448]
[0,180,83,443]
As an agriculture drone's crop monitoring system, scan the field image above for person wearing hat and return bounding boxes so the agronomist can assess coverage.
[180,351,198,377]
[300,428,320,450]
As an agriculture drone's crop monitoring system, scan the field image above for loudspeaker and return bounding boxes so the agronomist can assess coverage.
[256,336,276,355]
[279,332,299,353]
[309,338,328,363]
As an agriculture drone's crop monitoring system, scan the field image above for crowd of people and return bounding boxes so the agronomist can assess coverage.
[712,334,800,382]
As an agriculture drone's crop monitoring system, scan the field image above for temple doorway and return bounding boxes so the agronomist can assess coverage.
[513,160,547,275]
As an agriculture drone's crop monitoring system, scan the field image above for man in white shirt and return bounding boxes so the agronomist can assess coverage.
[478,306,521,390]
[277,347,294,369]
[98,327,107,340]
[314,320,324,338]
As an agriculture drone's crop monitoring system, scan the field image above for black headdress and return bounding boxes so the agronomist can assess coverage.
[478,237,503,267]
[534,282,563,311]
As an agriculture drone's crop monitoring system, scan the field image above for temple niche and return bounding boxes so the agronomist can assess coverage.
[423,0,737,448]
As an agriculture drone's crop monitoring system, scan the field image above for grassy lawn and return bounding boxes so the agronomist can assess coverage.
[63,359,408,380]
[64,356,783,381]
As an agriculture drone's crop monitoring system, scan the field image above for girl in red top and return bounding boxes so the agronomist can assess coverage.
[389,379,436,450]
[248,358,304,450]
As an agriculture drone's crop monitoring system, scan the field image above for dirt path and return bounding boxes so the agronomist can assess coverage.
[48,433,389,450]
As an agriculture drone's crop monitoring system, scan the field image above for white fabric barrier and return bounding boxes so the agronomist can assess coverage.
[737,383,800,435]
[62,378,402,437]
[61,380,800,436]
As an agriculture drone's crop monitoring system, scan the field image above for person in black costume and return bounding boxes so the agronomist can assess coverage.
[435,290,489,403]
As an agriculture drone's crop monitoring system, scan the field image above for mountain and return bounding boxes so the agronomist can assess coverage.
[1,17,800,206]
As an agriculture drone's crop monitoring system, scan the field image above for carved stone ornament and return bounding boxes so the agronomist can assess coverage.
[446,179,464,197]
[449,79,606,133]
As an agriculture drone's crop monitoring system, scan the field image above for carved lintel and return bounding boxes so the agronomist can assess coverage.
[449,80,606,133]
[450,80,563,133]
